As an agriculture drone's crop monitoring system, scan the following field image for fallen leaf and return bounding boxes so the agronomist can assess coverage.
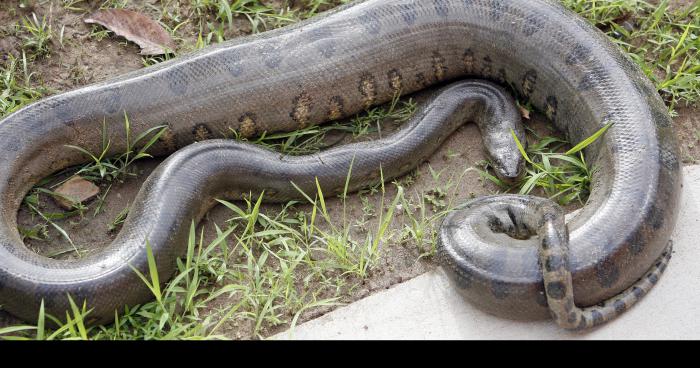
[84,9,176,55]
[519,105,531,120]
[53,176,100,210]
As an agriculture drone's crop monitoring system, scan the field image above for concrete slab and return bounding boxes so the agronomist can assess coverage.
[273,166,700,340]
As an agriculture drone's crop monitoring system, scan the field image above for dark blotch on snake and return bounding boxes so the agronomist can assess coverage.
[545,95,558,121]
[541,235,553,250]
[565,44,591,66]
[192,124,213,141]
[546,281,567,300]
[651,106,672,128]
[578,67,608,91]
[3,136,20,152]
[488,0,506,21]
[481,56,493,76]
[308,27,337,58]
[544,255,564,272]
[595,258,620,288]
[238,112,258,138]
[54,98,75,122]
[432,51,448,81]
[328,95,346,120]
[358,73,378,108]
[535,289,548,307]
[261,42,284,69]
[496,68,507,84]
[415,72,429,88]
[450,266,473,290]
[215,51,244,77]
[591,310,604,325]
[648,203,665,230]
[521,69,537,98]
[491,281,510,300]
[99,89,122,115]
[388,69,403,92]
[166,67,189,96]
[660,145,680,172]
[358,11,381,35]
[291,92,313,128]
[434,0,450,17]
[613,299,626,314]
[522,13,544,36]
[463,49,475,74]
[626,231,645,255]
[398,3,417,25]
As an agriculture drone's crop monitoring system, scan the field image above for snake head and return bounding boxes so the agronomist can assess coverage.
[490,148,525,185]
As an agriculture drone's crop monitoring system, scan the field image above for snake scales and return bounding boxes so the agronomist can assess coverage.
[0,0,681,330]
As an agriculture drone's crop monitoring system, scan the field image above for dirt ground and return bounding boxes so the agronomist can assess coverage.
[0,0,699,338]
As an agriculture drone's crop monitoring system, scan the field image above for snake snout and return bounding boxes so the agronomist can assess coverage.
[491,152,525,185]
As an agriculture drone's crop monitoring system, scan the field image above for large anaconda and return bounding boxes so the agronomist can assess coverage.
[0,0,681,329]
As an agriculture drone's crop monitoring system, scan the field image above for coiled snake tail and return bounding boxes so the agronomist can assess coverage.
[438,196,673,330]
[535,197,673,330]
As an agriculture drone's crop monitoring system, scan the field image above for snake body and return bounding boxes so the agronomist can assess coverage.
[0,0,681,328]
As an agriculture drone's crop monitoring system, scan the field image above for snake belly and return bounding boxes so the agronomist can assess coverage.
[0,0,681,325]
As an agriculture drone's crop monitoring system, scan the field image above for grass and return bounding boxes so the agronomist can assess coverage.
[19,12,54,58]
[477,123,613,207]
[0,0,699,340]
[0,53,48,117]
[562,0,700,111]
[64,113,168,183]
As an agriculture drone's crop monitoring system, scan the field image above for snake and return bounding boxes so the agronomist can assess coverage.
[0,0,681,330]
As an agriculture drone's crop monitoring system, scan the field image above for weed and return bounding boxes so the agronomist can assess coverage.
[65,113,167,183]
[20,13,53,58]
[0,53,48,117]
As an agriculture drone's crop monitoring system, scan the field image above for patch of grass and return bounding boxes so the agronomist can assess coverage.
[480,123,613,206]
[99,0,129,10]
[64,113,167,183]
[397,166,478,259]
[19,13,54,59]
[0,53,48,118]
[563,0,700,109]
[188,0,297,34]
[61,0,88,12]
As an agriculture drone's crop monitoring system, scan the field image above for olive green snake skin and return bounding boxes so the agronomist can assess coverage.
[0,0,681,330]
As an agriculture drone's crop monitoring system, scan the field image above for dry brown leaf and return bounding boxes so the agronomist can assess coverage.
[519,105,531,120]
[84,9,176,55]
